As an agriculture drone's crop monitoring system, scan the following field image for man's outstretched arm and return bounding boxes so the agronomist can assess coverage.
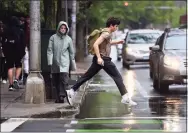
[110,40,124,45]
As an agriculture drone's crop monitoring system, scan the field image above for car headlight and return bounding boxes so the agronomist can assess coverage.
[126,47,138,53]
[126,47,132,53]
[164,56,180,69]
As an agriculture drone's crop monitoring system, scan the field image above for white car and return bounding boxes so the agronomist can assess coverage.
[122,29,162,68]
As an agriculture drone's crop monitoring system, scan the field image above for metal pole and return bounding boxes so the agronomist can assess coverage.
[65,0,68,23]
[25,0,45,104]
[71,0,76,51]
[30,1,41,71]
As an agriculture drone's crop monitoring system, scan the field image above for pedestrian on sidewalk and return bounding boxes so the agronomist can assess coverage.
[47,21,76,103]
[22,16,30,85]
[0,20,8,83]
[18,16,26,82]
[67,17,137,106]
[1,16,25,91]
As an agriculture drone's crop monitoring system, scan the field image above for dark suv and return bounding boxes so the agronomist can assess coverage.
[149,28,187,92]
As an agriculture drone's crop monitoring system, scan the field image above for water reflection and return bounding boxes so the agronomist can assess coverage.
[149,97,185,117]
[76,92,131,119]
[122,70,137,98]
[149,96,186,132]
[163,117,182,132]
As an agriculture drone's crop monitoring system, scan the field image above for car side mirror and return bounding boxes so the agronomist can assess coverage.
[150,45,160,51]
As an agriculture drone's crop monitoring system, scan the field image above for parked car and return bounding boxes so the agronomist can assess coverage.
[122,29,162,68]
[149,28,187,92]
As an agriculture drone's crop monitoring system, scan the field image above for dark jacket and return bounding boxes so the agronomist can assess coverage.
[24,20,30,50]
[2,16,25,59]
[0,21,5,57]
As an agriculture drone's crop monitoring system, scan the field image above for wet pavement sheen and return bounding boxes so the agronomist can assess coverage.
[6,46,187,132]
[74,46,187,132]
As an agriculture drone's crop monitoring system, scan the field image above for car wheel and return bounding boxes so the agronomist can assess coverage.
[159,82,169,93]
[149,62,153,79]
[123,61,130,69]
[117,57,121,61]
[150,70,153,79]
[153,72,159,91]
[157,73,169,93]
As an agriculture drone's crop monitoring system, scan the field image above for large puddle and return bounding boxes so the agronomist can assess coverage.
[75,92,131,119]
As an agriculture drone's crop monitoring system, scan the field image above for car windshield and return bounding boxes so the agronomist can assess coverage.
[165,35,186,50]
[127,33,160,44]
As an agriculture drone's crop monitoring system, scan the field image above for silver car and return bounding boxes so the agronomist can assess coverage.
[116,33,127,61]
[149,28,187,92]
[122,29,162,68]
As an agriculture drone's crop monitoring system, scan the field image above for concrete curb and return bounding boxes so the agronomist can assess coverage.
[71,80,90,118]
[22,110,62,118]
[27,81,89,118]
[8,81,89,119]
[1,78,89,119]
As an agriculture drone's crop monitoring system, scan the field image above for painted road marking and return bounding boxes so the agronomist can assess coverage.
[66,129,75,132]
[70,120,78,124]
[69,119,162,124]
[1,118,29,132]
[66,129,164,132]
[84,116,186,120]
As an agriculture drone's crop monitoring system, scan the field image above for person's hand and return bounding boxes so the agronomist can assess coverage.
[97,57,104,66]
[118,40,125,44]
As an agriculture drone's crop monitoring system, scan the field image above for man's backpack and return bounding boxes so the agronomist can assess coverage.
[87,28,109,55]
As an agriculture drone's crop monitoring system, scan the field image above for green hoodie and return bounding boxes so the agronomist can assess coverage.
[47,21,75,73]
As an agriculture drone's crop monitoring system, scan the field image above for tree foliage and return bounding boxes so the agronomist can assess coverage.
[171,7,186,27]
[86,1,183,30]
[0,0,44,22]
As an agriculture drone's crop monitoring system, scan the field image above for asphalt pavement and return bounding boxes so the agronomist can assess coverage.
[1,46,187,132]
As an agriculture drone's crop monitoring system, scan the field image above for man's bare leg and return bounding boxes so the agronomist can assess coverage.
[15,67,22,80]
[12,67,22,89]
[8,68,14,85]
[8,68,15,91]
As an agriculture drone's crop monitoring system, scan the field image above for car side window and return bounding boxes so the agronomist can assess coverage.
[158,33,165,49]
[124,32,129,47]
[155,37,160,46]
[125,32,129,42]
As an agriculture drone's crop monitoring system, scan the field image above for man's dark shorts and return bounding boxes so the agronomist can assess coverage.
[6,57,22,69]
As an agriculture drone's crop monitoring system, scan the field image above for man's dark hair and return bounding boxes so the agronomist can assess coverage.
[106,17,120,27]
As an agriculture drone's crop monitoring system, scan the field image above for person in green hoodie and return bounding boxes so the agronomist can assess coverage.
[47,21,76,103]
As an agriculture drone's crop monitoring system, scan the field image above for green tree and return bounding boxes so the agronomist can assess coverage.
[86,1,177,30]
[171,7,186,27]
[43,0,56,29]
[0,0,44,21]
[75,1,93,61]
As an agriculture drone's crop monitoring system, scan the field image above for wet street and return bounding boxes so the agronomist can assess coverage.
[2,46,187,132]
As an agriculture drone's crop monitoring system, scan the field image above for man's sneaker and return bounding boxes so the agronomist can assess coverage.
[121,93,137,106]
[8,85,15,91]
[66,89,75,106]
[13,79,20,89]
[2,80,7,84]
